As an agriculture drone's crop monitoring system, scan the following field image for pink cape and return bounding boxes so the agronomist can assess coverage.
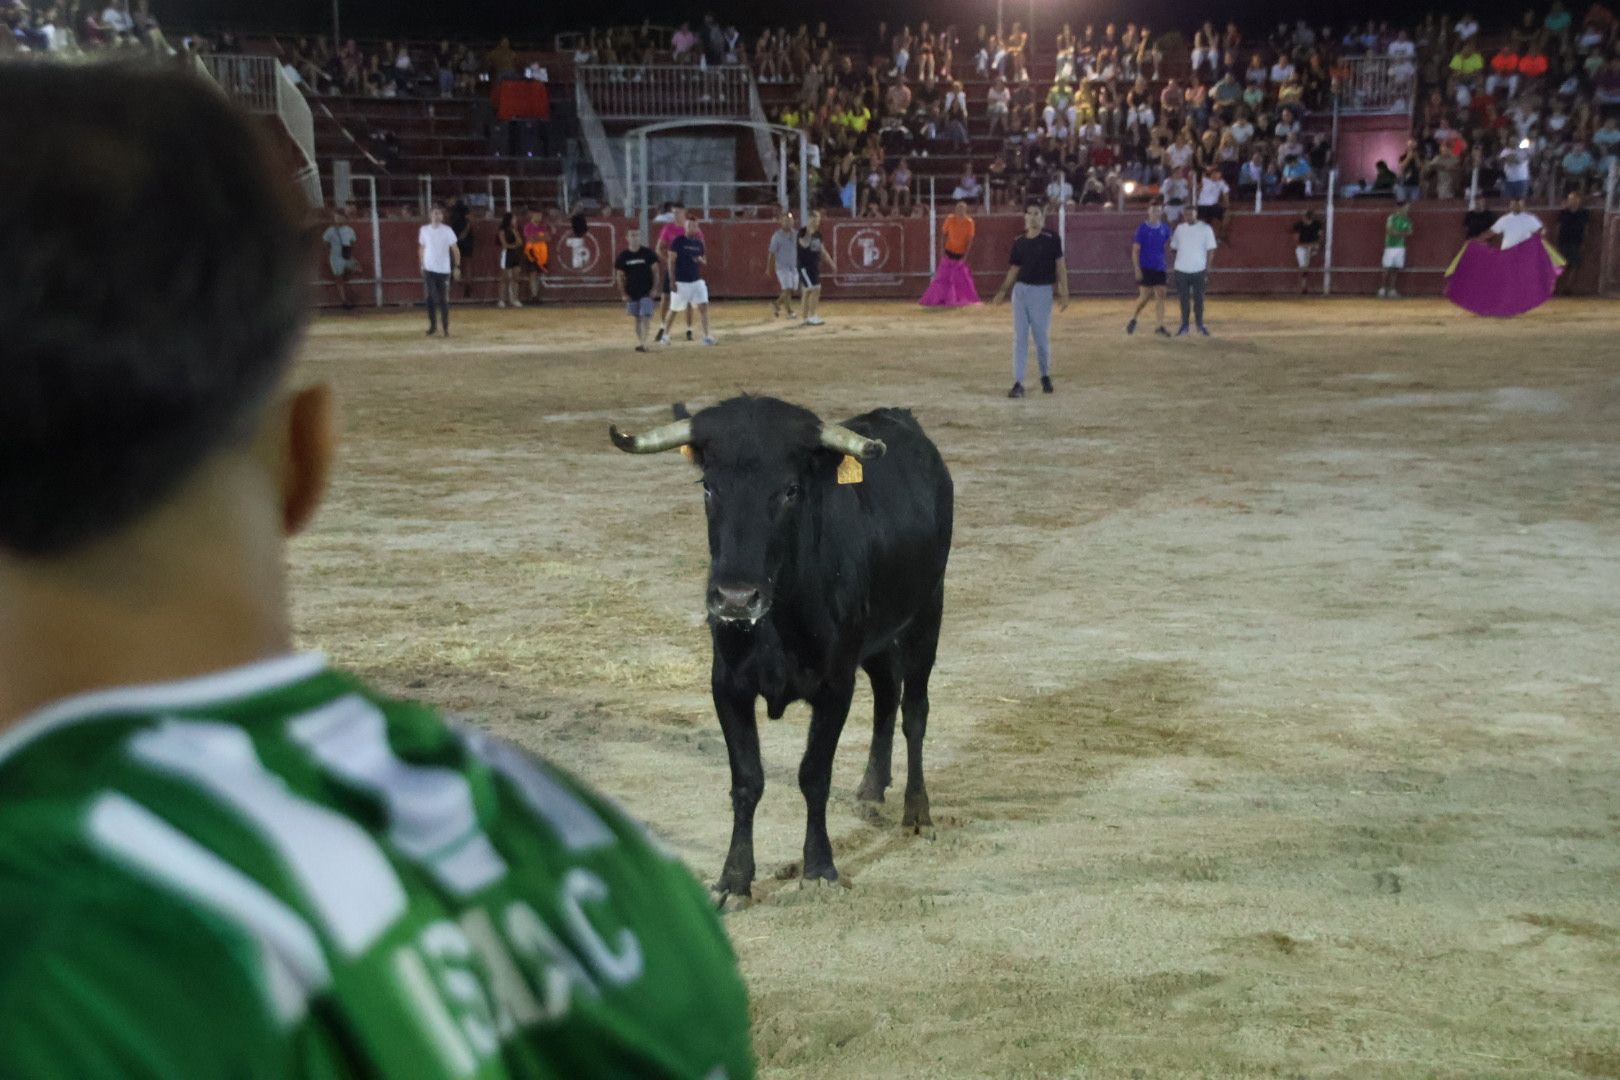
[919,255,981,307]
[1444,237,1562,318]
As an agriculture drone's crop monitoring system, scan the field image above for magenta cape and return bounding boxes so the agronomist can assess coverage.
[1444,238,1562,318]
[919,256,982,307]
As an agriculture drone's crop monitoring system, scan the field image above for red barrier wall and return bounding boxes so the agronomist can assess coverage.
[311,204,1608,307]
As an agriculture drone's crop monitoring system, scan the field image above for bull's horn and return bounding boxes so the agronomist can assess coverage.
[609,417,692,454]
[819,423,886,461]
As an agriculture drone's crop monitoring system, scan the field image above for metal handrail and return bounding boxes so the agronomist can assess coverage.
[575,63,752,119]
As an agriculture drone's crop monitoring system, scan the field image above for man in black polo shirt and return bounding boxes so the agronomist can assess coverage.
[613,227,659,352]
[991,204,1069,398]
[1555,190,1589,296]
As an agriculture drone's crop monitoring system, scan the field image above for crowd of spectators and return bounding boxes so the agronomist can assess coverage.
[741,8,1620,212]
[3,0,167,56]
[1400,6,1620,202]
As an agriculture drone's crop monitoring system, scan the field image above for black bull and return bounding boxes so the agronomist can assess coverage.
[611,396,954,899]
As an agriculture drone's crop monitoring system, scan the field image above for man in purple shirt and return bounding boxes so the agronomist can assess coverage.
[1127,201,1172,336]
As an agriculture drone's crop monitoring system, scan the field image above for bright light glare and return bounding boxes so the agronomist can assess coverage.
[1123,181,1138,194]
[1520,139,1531,149]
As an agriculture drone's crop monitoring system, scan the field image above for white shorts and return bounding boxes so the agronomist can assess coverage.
[775,268,799,292]
[1381,247,1407,269]
[1295,245,1314,268]
[669,279,709,311]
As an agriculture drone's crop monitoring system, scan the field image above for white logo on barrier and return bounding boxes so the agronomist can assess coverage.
[544,223,615,286]
[833,223,904,284]
[564,234,600,273]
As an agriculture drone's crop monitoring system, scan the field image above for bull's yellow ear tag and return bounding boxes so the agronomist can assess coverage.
[679,445,696,462]
[837,455,864,485]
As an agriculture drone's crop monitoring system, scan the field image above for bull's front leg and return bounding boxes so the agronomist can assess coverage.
[713,667,763,900]
[799,674,856,883]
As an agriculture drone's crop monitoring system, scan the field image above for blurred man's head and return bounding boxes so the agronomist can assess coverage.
[1565,190,1583,207]
[0,63,321,563]
[779,210,795,230]
[627,227,643,247]
[430,205,445,224]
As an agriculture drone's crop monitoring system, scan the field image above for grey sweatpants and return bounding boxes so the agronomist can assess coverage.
[1175,269,1208,327]
[1011,282,1053,384]
[423,270,451,330]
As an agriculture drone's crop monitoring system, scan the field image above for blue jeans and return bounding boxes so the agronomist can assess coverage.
[1011,282,1053,383]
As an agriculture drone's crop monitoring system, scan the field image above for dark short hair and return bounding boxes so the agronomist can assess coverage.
[0,63,309,557]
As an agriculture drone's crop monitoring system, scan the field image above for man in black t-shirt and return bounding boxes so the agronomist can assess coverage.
[613,228,660,352]
[1291,208,1322,294]
[1555,190,1589,296]
[991,204,1069,399]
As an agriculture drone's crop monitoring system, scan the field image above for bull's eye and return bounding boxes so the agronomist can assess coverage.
[702,483,715,504]
[783,483,802,503]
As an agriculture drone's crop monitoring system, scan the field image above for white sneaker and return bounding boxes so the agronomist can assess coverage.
[804,316,825,326]
[702,335,718,345]
[1376,287,1388,298]
[1388,289,1400,298]
[497,300,507,309]
[511,298,523,308]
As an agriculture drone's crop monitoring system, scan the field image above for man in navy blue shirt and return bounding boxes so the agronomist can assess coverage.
[657,209,716,346]
[1127,201,1172,336]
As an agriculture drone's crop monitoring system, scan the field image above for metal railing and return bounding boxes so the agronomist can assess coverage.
[202,53,322,205]
[575,64,753,120]
[1335,56,1417,116]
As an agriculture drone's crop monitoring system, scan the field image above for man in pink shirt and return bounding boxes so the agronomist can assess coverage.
[654,203,695,343]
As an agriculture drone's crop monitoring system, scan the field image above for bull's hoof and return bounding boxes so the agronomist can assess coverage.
[712,870,754,906]
[801,860,839,885]
[902,795,933,835]
[710,887,753,913]
[855,775,889,803]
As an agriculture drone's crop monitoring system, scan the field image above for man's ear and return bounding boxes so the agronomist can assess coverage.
[280,384,337,538]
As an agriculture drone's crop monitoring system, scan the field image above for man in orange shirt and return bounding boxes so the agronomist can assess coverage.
[919,201,982,306]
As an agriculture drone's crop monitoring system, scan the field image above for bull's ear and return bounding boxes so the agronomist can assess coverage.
[672,402,692,420]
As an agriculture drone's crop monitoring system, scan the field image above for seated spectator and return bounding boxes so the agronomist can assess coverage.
[1487,46,1521,96]
[1239,151,1266,189]
[486,37,516,79]
[1596,58,1620,105]
[1517,45,1549,80]
[1230,113,1256,146]
[986,76,1011,135]
[1282,155,1314,197]
[1450,42,1485,80]
[1211,71,1242,119]
[1246,52,1268,86]
[1372,159,1398,192]
[1594,117,1620,170]
[885,77,912,118]
[671,22,698,63]
[952,165,982,201]
[1562,140,1596,191]
[1270,55,1296,84]
[1159,77,1184,126]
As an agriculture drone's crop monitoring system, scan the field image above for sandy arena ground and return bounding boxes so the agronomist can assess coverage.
[292,297,1620,1079]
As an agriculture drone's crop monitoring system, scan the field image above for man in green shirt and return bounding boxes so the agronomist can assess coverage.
[0,64,752,1080]
[1380,200,1415,298]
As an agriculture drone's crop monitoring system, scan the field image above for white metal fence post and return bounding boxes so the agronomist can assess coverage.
[798,134,809,227]
[623,141,634,216]
[502,176,511,213]
[929,178,938,272]
[364,175,382,308]
[778,138,788,208]
[1323,168,1338,296]
[1468,165,1480,210]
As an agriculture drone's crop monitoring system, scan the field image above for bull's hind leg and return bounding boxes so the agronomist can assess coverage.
[900,583,944,833]
[856,649,901,803]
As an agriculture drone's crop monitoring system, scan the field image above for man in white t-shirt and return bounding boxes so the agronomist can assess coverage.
[1170,217,1218,336]
[1498,145,1533,199]
[1489,200,1544,250]
[417,205,461,337]
[1195,168,1231,241]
